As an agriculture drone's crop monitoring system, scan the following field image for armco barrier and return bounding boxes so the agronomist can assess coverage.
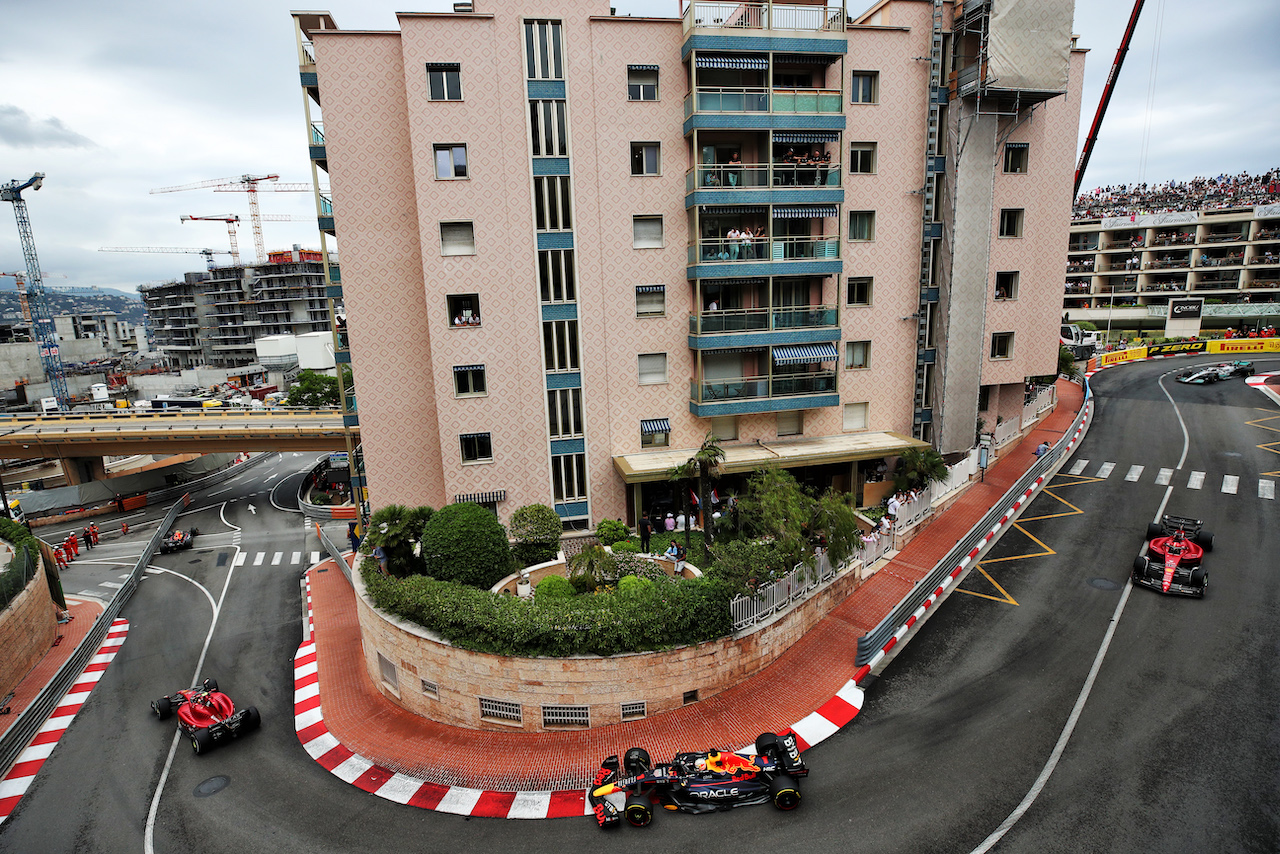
[315,521,353,587]
[0,494,190,779]
[854,380,1092,668]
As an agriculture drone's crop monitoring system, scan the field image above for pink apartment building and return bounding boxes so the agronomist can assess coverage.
[291,0,1084,528]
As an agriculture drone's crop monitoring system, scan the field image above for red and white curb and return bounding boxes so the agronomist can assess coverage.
[294,570,864,818]
[0,617,129,826]
[852,400,1093,684]
[1246,371,1280,406]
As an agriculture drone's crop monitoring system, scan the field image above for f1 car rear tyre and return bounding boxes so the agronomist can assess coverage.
[769,774,801,811]
[1208,374,1218,383]
[243,706,261,732]
[202,677,219,693]
[152,697,172,720]
[1194,530,1213,552]
[755,732,780,758]
[1190,568,1207,595]
[1145,523,1163,542]
[623,747,651,775]
[191,727,214,755]
[624,794,653,827]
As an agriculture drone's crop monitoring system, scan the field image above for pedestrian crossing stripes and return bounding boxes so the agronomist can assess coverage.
[1188,471,1205,489]
[1096,462,1115,478]
[1124,465,1144,482]
[1222,475,1239,495]
[1069,459,1089,476]
[1062,463,1270,497]
[1155,468,1173,485]
[1262,480,1276,500]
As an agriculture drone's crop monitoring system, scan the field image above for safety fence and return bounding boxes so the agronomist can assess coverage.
[730,550,838,631]
[1022,385,1057,429]
[314,521,354,587]
[0,494,189,781]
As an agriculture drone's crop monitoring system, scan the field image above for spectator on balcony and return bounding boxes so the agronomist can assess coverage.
[725,151,742,188]
[726,227,742,260]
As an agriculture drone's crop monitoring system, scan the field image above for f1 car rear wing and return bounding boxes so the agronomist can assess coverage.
[1161,514,1203,536]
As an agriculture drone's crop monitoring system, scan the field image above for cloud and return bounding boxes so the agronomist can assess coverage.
[0,104,95,149]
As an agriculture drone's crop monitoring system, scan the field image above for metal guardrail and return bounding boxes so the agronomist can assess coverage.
[0,495,188,779]
[314,521,353,587]
[855,380,1092,665]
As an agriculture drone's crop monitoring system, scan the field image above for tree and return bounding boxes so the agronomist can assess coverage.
[361,504,433,577]
[892,446,949,493]
[667,433,726,549]
[286,369,341,408]
[811,489,861,569]
[509,503,562,566]
[1058,344,1082,380]
[420,502,514,589]
[566,543,611,594]
[737,468,810,569]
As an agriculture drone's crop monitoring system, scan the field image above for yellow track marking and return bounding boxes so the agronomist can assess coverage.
[1246,411,1280,476]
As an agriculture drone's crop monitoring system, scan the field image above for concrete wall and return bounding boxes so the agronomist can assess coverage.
[0,564,56,702]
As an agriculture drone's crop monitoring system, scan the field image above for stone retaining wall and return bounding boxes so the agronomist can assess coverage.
[0,567,56,701]
[355,563,863,732]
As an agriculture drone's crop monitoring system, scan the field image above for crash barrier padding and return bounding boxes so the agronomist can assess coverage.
[0,497,185,780]
[854,380,1093,669]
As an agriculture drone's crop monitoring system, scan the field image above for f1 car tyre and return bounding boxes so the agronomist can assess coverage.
[191,727,215,755]
[1208,374,1218,383]
[1190,568,1207,595]
[624,793,653,827]
[769,774,801,811]
[1133,555,1148,576]
[243,706,261,732]
[624,747,651,776]
[202,677,219,693]
[1194,530,1214,552]
[152,697,172,720]
[755,732,780,758]
[1145,523,1163,542]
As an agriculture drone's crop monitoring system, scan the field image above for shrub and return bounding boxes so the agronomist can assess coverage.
[509,504,562,567]
[534,574,574,601]
[617,574,653,598]
[363,504,434,577]
[611,540,641,555]
[420,502,513,589]
[595,518,631,546]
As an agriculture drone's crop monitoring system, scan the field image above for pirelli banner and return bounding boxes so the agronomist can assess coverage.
[1095,347,1148,368]
[1209,339,1280,355]
[1146,341,1208,356]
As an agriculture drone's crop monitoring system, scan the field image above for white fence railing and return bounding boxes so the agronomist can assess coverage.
[992,416,1021,448]
[730,550,839,631]
[1021,385,1057,429]
[930,448,978,504]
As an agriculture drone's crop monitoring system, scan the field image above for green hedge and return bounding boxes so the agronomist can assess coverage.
[362,562,733,657]
[0,519,44,611]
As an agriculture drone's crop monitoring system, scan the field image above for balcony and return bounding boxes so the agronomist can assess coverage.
[690,370,838,417]
[691,305,836,334]
[686,162,841,191]
[689,234,839,264]
[684,86,842,118]
[682,2,847,33]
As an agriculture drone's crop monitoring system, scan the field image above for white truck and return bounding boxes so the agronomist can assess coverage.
[1060,324,1099,360]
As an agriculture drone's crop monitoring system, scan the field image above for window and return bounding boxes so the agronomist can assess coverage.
[849,211,875,241]
[995,271,1019,300]
[710,415,737,441]
[847,276,873,306]
[999,208,1024,238]
[990,332,1014,359]
[523,20,563,81]
[433,144,468,179]
[534,176,572,230]
[777,410,803,437]
[551,453,587,502]
[843,402,868,431]
[845,340,871,369]
[638,353,667,385]
[635,285,665,316]
[627,65,658,101]
[440,221,475,256]
[447,294,480,326]
[849,142,877,174]
[426,63,462,100]
[631,142,660,176]
[978,386,991,413]
[460,432,493,464]
[850,71,878,104]
[453,365,486,396]
[1003,143,1029,174]
[543,319,580,371]
[529,100,568,156]
[538,249,576,303]
[547,388,583,438]
[641,421,669,447]
[633,215,663,249]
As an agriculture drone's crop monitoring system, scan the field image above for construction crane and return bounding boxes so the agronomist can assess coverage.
[2,173,70,410]
[1074,0,1147,197]
[180,214,242,264]
[98,246,235,270]
[1,270,67,324]
[151,174,280,264]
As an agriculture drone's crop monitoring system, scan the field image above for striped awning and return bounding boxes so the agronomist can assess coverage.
[701,205,767,215]
[454,490,506,504]
[641,418,671,435]
[773,342,840,365]
[1005,141,1029,149]
[696,55,769,70]
[628,64,660,71]
[773,205,839,219]
[635,284,666,293]
[459,432,490,440]
[774,131,840,144]
[425,62,460,70]
[775,54,839,66]
[703,346,767,355]
[700,277,767,286]
[453,364,484,372]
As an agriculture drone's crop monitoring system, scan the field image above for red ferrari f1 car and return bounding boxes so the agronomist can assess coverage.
[589,732,807,828]
[151,678,260,754]
[1132,514,1213,597]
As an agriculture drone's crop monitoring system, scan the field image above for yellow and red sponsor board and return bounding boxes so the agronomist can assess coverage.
[1208,339,1280,355]
[1093,347,1148,369]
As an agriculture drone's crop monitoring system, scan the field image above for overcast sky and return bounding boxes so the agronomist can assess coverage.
[2,0,1276,295]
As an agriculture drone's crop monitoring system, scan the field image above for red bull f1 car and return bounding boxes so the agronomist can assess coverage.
[589,732,807,828]
[151,678,260,754]
[160,527,199,554]
[1176,361,1254,384]
[1132,514,1213,597]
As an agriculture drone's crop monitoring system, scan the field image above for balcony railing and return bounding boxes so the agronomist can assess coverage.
[684,86,842,117]
[687,162,842,191]
[689,235,840,265]
[691,370,836,404]
[690,305,838,334]
[309,122,324,145]
[683,2,846,33]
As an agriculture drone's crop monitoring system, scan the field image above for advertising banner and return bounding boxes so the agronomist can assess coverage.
[1209,339,1280,355]
[1168,299,1203,319]
[1147,341,1208,356]
[1098,347,1148,366]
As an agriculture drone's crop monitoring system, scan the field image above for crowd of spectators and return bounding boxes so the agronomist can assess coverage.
[1073,168,1280,220]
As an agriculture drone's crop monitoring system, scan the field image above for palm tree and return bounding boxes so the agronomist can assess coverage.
[1058,344,1082,381]
[666,432,725,548]
[892,446,949,493]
